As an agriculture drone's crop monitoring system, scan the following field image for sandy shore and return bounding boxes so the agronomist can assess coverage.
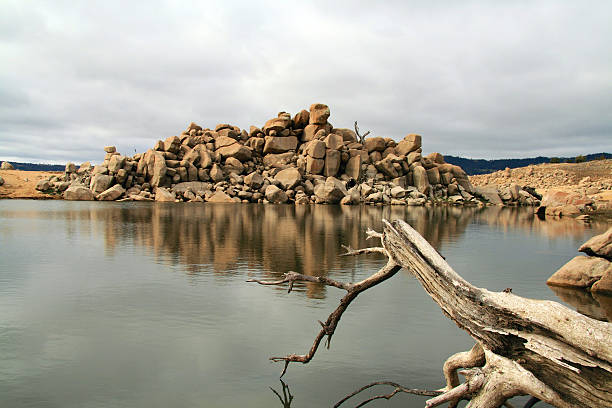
[0,170,62,199]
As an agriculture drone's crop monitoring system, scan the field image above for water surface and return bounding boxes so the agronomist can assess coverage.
[0,201,609,407]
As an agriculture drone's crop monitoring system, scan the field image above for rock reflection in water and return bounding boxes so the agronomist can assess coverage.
[60,202,607,301]
[548,285,612,322]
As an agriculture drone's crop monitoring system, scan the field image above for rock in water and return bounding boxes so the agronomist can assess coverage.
[63,186,95,201]
[97,184,125,201]
[154,187,175,202]
[579,227,612,261]
[314,177,347,204]
[546,256,611,288]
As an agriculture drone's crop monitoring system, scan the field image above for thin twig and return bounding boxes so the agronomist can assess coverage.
[340,245,386,257]
[334,381,442,407]
[252,260,401,377]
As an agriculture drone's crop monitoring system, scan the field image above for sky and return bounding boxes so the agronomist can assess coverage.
[1,1,611,164]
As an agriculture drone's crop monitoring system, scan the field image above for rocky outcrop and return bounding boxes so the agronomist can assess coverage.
[547,227,612,294]
[1,161,14,170]
[39,103,541,206]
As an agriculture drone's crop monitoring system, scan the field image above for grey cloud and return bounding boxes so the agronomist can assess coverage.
[0,0,610,164]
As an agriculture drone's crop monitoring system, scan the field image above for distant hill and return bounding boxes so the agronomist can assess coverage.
[2,161,65,172]
[445,153,612,175]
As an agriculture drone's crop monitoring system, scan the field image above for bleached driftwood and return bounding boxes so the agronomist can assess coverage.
[251,220,612,407]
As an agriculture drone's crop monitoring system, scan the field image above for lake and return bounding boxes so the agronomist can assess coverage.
[0,200,609,407]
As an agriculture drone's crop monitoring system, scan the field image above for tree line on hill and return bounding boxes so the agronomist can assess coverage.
[445,152,611,175]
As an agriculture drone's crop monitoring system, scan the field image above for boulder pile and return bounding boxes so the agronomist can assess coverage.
[45,103,541,206]
[547,227,612,294]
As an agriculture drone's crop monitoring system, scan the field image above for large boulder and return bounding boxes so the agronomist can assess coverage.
[265,185,288,203]
[263,136,298,154]
[90,174,114,193]
[579,227,612,261]
[314,177,347,204]
[164,136,181,153]
[263,152,294,168]
[309,103,330,125]
[364,137,386,153]
[591,269,612,294]
[216,144,252,162]
[333,128,357,142]
[154,187,176,202]
[150,152,167,187]
[546,255,612,288]
[209,164,224,182]
[263,116,291,135]
[275,168,302,190]
[304,140,326,159]
[324,134,344,150]
[293,110,310,129]
[215,136,237,149]
[35,180,50,191]
[1,161,14,170]
[474,186,502,205]
[65,162,76,173]
[324,149,341,177]
[412,166,430,195]
[97,184,125,201]
[108,155,126,172]
[395,134,422,156]
[345,155,362,180]
[207,190,236,203]
[245,171,264,189]
[306,156,325,174]
[63,185,95,201]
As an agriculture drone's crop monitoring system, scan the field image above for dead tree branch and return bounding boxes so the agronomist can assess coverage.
[354,121,370,144]
[252,219,612,407]
[334,381,442,408]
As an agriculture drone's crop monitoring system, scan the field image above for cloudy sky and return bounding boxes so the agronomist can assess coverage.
[1,1,611,164]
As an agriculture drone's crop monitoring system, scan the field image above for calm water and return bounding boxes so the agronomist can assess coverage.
[0,200,610,408]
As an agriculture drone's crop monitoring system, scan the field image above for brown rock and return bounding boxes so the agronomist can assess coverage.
[579,227,612,261]
[324,133,344,150]
[547,255,611,288]
[150,152,167,187]
[209,164,224,182]
[333,128,357,142]
[304,140,326,159]
[249,126,263,137]
[306,156,325,174]
[395,134,421,156]
[90,174,114,193]
[154,187,176,202]
[426,167,440,184]
[345,155,362,180]
[215,136,237,149]
[275,168,302,190]
[324,149,341,177]
[309,103,330,125]
[164,136,181,153]
[63,185,95,201]
[412,165,430,194]
[591,269,612,294]
[263,152,294,168]
[364,137,386,153]
[225,157,244,174]
[1,161,14,170]
[216,144,252,162]
[263,116,291,135]
[265,185,288,204]
[244,172,264,189]
[103,146,116,153]
[207,190,236,203]
[263,136,298,154]
[314,177,347,204]
[292,110,309,129]
[97,184,125,201]
[108,155,126,172]
[427,152,445,164]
